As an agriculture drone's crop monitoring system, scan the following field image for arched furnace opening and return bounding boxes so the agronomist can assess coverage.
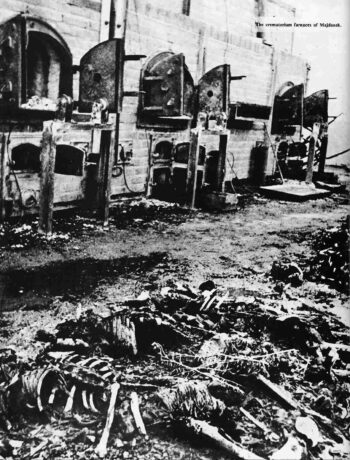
[0,14,72,114]
[55,145,85,176]
[11,143,41,172]
[26,31,71,101]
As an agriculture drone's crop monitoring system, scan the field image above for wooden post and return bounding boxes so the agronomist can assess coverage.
[217,134,227,191]
[306,123,319,184]
[146,134,153,197]
[96,128,115,225]
[0,134,6,223]
[39,122,58,235]
[265,48,279,178]
[318,124,328,173]
[305,136,315,184]
[113,0,128,156]
[186,127,201,208]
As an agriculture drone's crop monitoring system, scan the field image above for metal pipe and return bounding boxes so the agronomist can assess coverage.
[326,147,350,160]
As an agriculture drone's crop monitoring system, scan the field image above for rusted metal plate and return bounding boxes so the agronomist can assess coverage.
[140,52,194,118]
[271,84,304,133]
[260,183,331,201]
[0,15,24,109]
[303,90,328,128]
[79,39,118,113]
[138,51,194,127]
[198,64,231,114]
[144,53,183,116]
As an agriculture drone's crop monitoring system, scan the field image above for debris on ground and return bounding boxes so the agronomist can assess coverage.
[308,217,349,293]
[0,199,191,252]
[271,258,304,286]
[269,217,349,295]
[0,279,349,459]
[0,222,70,250]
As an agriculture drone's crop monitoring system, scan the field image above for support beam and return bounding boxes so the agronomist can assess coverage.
[217,134,228,191]
[0,134,6,223]
[112,0,128,205]
[305,136,316,184]
[306,123,319,184]
[96,128,115,225]
[39,122,58,235]
[318,125,328,173]
[146,134,153,197]
[186,127,201,208]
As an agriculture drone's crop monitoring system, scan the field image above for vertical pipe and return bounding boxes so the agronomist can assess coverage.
[290,8,296,54]
[300,84,304,141]
[266,47,278,175]
[113,0,128,155]
[99,0,128,224]
[20,15,27,105]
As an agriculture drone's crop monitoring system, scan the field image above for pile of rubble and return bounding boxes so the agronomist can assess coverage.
[270,218,349,294]
[0,281,349,459]
[310,218,349,293]
[109,197,191,229]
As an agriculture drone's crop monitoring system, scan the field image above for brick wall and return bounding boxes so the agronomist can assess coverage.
[0,0,307,196]
[118,0,307,193]
[263,0,296,53]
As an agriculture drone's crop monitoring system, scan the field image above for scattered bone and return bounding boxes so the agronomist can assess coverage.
[64,385,76,413]
[95,382,120,458]
[130,392,147,436]
[269,436,304,460]
[240,407,269,433]
[255,374,298,410]
[110,316,138,355]
[295,416,321,447]
[187,418,266,460]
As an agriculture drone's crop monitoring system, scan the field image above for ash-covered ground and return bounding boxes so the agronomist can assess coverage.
[0,184,349,460]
